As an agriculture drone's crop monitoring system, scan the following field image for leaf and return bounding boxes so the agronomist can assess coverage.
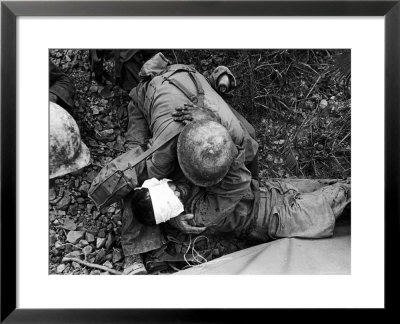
[282,145,299,176]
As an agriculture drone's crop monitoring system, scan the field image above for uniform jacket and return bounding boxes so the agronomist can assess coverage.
[89,53,259,235]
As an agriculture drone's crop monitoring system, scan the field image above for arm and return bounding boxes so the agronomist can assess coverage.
[125,88,151,151]
[49,61,75,109]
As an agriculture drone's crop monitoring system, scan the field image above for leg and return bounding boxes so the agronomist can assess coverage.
[121,194,166,274]
[278,178,350,194]
[249,180,351,241]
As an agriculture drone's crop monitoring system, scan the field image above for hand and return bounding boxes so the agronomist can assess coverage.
[168,213,206,234]
[172,103,219,125]
[167,181,190,203]
[49,93,58,103]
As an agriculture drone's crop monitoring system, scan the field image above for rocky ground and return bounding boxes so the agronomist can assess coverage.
[49,49,351,275]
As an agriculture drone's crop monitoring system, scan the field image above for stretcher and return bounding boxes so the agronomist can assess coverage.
[175,220,350,275]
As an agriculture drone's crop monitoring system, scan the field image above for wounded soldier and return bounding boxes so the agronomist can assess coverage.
[130,122,351,246]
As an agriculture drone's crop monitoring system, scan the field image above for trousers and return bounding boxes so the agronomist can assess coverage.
[248,179,351,242]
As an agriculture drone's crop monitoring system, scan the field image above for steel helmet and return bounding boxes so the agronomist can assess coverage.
[177,120,236,187]
[49,102,91,178]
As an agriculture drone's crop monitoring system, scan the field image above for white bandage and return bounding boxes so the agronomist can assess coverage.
[141,178,184,224]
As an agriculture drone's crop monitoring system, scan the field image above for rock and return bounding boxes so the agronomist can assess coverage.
[96,237,106,249]
[77,197,85,204]
[49,233,58,246]
[114,135,125,151]
[79,239,89,247]
[95,129,115,142]
[86,204,94,213]
[105,234,114,250]
[67,204,78,216]
[74,178,81,188]
[111,214,121,223]
[49,211,56,222]
[62,219,77,231]
[85,232,95,243]
[49,187,56,200]
[89,85,98,93]
[273,140,285,145]
[103,261,113,269]
[49,196,62,206]
[54,241,63,249]
[56,192,71,211]
[72,261,81,269]
[65,251,82,258]
[94,249,106,264]
[92,211,100,220]
[112,248,123,263]
[98,229,106,238]
[66,231,85,244]
[92,107,100,115]
[86,170,97,183]
[266,154,274,162]
[107,206,115,214]
[100,87,113,98]
[106,223,113,231]
[53,219,60,225]
[56,264,66,273]
[82,245,93,255]
[319,99,328,109]
[78,182,90,195]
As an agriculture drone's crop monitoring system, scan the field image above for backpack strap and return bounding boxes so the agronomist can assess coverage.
[162,67,205,108]
[120,126,182,173]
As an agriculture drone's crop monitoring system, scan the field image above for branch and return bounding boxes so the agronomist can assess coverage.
[62,257,123,275]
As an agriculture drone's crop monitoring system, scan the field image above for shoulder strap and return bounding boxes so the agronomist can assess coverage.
[121,126,182,172]
[162,69,205,108]
[122,67,205,171]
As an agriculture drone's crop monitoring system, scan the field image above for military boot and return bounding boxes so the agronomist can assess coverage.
[123,254,148,275]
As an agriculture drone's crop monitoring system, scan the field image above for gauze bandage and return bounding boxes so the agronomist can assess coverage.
[141,178,184,224]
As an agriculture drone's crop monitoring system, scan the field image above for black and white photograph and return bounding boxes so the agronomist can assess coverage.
[49,49,351,276]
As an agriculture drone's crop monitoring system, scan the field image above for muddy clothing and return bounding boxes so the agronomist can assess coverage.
[186,178,351,242]
[49,61,75,110]
[90,53,259,256]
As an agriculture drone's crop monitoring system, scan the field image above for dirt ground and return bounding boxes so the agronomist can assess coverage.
[49,49,351,275]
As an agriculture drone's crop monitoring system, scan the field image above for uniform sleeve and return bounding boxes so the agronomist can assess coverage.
[146,122,184,179]
[188,147,252,231]
[49,61,75,109]
[125,85,151,151]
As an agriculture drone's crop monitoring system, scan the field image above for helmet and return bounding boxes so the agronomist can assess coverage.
[49,102,91,178]
[177,120,236,187]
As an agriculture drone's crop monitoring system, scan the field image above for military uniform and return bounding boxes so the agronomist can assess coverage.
[49,61,75,110]
[89,53,259,257]
[186,178,350,243]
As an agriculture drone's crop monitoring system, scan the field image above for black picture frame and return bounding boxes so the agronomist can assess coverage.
[1,0,398,322]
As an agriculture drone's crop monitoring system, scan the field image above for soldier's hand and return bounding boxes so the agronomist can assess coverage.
[168,213,206,234]
[172,103,219,125]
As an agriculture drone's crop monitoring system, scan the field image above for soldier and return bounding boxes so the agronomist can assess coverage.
[89,52,258,275]
[130,121,351,248]
[49,61,76,111]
